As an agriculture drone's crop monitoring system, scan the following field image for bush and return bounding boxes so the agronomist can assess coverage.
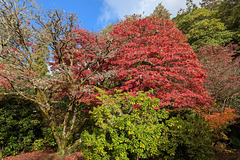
[0,95,42,156]
[169,110,215,160]
[32,127,57,151]
[0,95,56,157]
[80,89,214,160]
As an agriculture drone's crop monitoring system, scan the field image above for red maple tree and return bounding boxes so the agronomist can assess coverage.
[105,16,212,110]
[49,28,113,104]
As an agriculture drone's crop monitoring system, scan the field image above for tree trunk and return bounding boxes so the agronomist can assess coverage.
[55,136,82,155]
[57,139,68,155]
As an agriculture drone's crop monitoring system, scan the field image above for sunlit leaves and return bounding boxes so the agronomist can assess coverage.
[81,89,214,159]
[107,16,212,110]
[173,8,233,50]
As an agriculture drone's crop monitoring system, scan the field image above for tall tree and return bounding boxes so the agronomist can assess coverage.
[200,0,222,11]
[31,42,50,77]
[0,0,113,155]
[105,16,212,110]
[150,2,171,19]
[173,8,233,50]
[175,0,198,19]
[217,0,240,43]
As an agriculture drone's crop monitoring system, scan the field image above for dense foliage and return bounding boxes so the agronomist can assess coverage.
[198,44,240,107]
[0,96,56,156]
[173,8,233,50]
[106,17,212,110]
[0,0,239,158]
[80,90,214,160]
[217,0,240,43]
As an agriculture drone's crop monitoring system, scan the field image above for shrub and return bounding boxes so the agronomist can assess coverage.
[80,89,214,159]
[169,110,215,160]
[205,108,239,131]
[32,128,57,151]
[0,95,56,157]
[0,95,42,156]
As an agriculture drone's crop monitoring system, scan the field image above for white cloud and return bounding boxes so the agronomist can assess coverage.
[98,0,202,27]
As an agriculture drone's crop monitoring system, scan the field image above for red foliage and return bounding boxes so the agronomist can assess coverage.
[3,151,83,160]
[198,44,240,104]
[106,17,212,110]
[0,17,213,111]
[49,28,111,104]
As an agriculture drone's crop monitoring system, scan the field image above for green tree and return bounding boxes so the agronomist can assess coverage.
[32,42,50,77]
[150,2,171,19]
[175,0,198,19]
[100,22,115,34]
[173,8,233,50]
[200,0,222,11]
[100,14,142,34]
[217,0,240,43]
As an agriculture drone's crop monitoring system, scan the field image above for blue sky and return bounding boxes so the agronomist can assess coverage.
[40,0,201,32]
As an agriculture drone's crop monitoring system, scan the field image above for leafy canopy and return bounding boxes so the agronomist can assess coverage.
[106,16,212,110]
[173,8,233,50]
